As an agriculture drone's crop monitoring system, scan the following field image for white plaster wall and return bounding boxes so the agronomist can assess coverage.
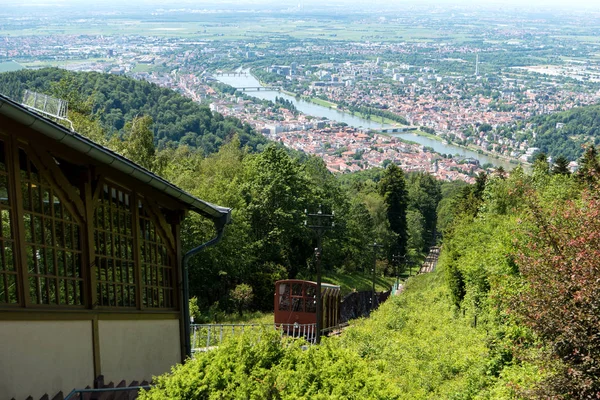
[0,320,94,400]
[98,319,181,384]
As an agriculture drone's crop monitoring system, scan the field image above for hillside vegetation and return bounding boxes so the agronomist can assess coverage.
[0,68,267,153]
[0,70,450,317]
[434,156,600,398]
[144,152,600,399]
[530,104,600,160]
[140,269,487,400]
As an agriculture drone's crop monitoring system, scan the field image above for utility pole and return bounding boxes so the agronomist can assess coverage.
[370,242,383,311]
[392,253,401,288]
[305,205,334,344]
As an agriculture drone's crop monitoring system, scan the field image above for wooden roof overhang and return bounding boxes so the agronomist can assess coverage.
[0,93,232,226]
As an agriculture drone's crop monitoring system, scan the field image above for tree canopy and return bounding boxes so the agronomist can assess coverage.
[0,68,267,154]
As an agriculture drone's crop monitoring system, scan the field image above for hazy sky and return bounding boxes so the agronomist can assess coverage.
[5,0,600,8]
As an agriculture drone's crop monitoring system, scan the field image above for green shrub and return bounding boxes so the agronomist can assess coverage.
[140,328,401,400]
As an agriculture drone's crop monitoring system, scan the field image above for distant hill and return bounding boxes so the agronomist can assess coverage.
[0,68,267,154]
[530,104,600,161]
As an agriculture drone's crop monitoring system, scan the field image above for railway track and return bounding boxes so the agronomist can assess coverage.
[321,322,350,337]
[419,246,440,274]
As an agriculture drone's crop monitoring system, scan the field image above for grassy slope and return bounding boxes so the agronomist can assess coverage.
[339,267,490,399]
[320,270,397,296]
[159,264,498,399]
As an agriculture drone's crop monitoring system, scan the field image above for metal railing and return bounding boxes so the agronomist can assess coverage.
[190,323,317,352]
[64,385,152,400]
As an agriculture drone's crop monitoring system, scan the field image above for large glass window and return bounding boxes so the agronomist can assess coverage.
[20,148,83,306]
[94,184,136,307]
[304,285,317,313]
[0,141,17,305]
[0,136,181,312]
[139,203,174,309]
[291,282,304,312]
[278,283,290,311]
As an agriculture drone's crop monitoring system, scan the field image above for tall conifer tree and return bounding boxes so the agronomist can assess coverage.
[379,164,408,265]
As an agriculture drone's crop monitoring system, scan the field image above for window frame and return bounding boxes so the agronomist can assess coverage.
[0,133,181,314]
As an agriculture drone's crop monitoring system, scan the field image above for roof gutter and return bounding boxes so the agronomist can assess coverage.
[182,213,228,358]
[0,94,232,223]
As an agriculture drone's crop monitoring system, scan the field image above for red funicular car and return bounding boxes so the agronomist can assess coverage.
[274,279,341,335]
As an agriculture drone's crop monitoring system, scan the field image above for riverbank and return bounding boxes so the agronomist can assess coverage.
[300,95,404,126]
[218,69,516,169]
[376,124,522,167]
[398,129,527,168]
[444,137,526,167]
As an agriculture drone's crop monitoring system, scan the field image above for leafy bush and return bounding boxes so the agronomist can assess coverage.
[511,188,600,398]
[340,271,489,399]
[139,329,401,399]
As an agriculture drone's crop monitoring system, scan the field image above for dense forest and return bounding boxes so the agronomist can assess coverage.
[0,69,443,315]
[0,68,267,154]
[166,142,443,312]
[528,104,600,160]
[143,148,600,399]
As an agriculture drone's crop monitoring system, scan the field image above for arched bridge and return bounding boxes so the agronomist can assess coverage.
[215,72,249,77]
[238,86,280,92]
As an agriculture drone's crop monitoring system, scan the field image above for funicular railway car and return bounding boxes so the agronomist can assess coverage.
[274,279,341,336]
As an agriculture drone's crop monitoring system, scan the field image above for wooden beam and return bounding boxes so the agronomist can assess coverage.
[22,144,85,225]
[92,175,105,203]
[172,217,186,362]
[92,315,101,378]
[141,197,176,255]
[132,193,143,311]
[27,143,86,222]
[0,310,180,321]
[81,169,98,309]
[8,135,32,307]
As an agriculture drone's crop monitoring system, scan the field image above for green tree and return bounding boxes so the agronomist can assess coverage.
[495,166,506,179]
[343,200,376,272]
[514,188,600,398]
[551,155,570,175]
[406,209,425,259]
[532,152,550,174]
[188,297,201,322]
[69,111,108,145]
[121,115,157,172]
[407,172,441,251]
[49,75,93,115]
[576,145,600,186]
[230,283,254,316]
[241,145,312,283]
[379,164,408,266]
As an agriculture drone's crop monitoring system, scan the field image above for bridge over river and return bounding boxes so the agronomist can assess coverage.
[215,72,249,77]
[237,86,280,92]
[216,69,517,169]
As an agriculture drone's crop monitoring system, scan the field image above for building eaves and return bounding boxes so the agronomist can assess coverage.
[0,93,231,224]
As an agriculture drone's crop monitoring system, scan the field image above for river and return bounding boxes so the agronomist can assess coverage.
[216,71,516,169]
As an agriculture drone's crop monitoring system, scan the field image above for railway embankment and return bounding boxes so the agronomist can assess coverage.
[140,248,493,399]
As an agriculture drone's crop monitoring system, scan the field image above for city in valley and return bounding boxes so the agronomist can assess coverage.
[2,0,600,182]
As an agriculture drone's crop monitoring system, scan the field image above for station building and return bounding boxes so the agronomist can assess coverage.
[0,93,230,399]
